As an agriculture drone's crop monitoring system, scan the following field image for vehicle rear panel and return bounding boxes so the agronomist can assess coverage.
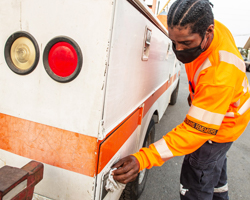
[0,0,115,199]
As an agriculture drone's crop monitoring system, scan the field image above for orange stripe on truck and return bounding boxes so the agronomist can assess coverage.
[97,72,179,173]
[143,76,174,117]
[0,113,98,177]
[0,72,179,176]
[97,109,141,173]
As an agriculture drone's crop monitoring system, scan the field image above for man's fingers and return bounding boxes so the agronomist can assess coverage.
[113,168,139,184]
[111,155,140,184]
[112,155,139,174]
[112,159,125,170]
[113,161,133,175]
[112,155,132,169]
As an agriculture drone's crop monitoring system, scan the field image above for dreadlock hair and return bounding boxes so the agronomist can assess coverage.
[167,0,214,37]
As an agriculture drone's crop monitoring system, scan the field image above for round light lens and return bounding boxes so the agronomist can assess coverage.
[48,42,78,77]
[10,37,36,70]
[43,36,82,83]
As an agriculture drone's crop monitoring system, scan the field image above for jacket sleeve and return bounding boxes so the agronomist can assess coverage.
[133,83,234,171]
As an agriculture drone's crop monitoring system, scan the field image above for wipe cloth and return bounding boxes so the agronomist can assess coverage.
[105,168,126,192]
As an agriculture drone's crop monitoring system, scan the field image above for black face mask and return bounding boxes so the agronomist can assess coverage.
[172,36,206,64]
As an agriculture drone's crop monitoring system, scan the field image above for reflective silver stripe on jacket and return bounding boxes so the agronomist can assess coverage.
[188,105,224,126]
[238,98,250,115]
[193,58,211,86]
[219,50,245,73]
[227,78,249,116]
[214,183,228,193]
[233,99,240,108]
[154,138,173,162]
[225,112,235,118]
[226,97,250,118]
[194,51,245,88]
[242,77,249,93]
[192,51,249,119]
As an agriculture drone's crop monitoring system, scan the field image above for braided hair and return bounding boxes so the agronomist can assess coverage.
[167,0,214,37]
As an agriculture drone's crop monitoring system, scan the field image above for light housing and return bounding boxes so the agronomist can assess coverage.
[4,31,40,75]
[43,36,82,83]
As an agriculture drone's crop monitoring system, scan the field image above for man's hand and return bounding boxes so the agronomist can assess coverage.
[112,155,140,184]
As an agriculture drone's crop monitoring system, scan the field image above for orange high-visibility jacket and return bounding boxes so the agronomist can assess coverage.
[133,20,250,171]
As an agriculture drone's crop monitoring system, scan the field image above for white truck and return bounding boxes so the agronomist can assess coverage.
[0,0,180,199]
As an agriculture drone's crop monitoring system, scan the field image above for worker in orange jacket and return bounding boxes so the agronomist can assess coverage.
[113,0,250,199]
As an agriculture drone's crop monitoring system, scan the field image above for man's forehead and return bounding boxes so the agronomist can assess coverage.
[168,25,196,40]
[169,25,192,34]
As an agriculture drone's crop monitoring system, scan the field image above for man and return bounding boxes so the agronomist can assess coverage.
[113,0,250,199]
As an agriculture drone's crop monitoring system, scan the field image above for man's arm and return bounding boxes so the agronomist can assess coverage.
[113,82,234,183]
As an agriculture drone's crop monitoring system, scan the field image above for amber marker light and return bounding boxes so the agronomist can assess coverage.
[4,31,40,75]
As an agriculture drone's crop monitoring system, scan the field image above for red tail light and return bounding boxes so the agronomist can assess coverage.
[43,37,82,83]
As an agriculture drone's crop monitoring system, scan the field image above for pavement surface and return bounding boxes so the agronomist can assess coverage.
[139,64,250,200]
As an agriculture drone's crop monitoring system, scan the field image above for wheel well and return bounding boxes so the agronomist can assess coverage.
[153,110,159,124]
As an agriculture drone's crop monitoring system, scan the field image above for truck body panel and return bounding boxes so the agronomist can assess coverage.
[0,0,180,199]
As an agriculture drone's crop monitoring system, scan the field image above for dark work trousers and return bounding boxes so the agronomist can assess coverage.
[180,141,233,200]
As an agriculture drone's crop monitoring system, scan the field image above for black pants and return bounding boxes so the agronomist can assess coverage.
[180,141,233,200]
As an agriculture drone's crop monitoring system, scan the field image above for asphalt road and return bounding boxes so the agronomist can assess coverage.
[139,64,250,200]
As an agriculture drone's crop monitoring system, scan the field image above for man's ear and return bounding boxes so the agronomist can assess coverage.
[206,24,214,35]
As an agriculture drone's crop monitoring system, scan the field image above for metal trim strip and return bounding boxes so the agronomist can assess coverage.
[127,0,169,36]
